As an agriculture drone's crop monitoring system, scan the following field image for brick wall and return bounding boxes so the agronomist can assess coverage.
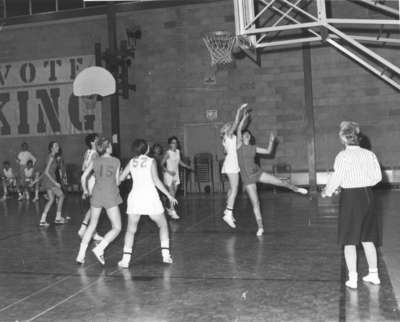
[117,1,400,171]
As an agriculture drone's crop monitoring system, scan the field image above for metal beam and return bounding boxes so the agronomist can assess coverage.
[302,42,317,192]
[257,36,321,48]
[327,18,400,25]
[330,34,400,45]
[107,7,121,157]
[242,22,320,35]
[325,23,400,76]
[257,2,321,45]
[275,0,318,21]
[350,0,399,16]
[326,38,400,90]
[245,0,277,30]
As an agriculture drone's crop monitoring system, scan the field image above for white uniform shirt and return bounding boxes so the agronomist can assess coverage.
[222,135,240,173]
[165,149,180,173]
[3,167,14,179]
[127,155,164,214]
[325,145,382,196]
[17,151,36,166]
[24,167,34,181]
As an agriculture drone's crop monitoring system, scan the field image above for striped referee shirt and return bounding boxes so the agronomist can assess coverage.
[324,145,382,197]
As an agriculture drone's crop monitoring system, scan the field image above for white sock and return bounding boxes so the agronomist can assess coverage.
[122,248,132,261]
[161,239,170,256]
[94,239,109,254]
[348,271,358,281]
[55,212,62,220]
[78,242,89,255]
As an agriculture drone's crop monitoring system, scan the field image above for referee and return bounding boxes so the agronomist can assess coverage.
[322,121,382,289]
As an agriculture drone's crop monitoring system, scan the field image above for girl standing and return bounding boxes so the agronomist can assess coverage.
[77,133,103,243]
[76,138,122,265]
[162,136,191,219]
[236,110,308,236]
[322,122,382,289]
[39,141,66,226]
[118,139,177,268]
[220,103,248,228]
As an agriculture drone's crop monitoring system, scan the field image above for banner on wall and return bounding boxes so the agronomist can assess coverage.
[0,55,102,137]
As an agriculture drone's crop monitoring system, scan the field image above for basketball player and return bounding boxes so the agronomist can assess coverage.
[220,103,248,228]
[162,136,191,219]
[118,139,177,268]
[77,133,103,243]
[76,137,122,265]
[39,141,66,227]
[237,110,308,236]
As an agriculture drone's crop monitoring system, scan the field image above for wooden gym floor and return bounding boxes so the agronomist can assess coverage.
[0,190,399,321]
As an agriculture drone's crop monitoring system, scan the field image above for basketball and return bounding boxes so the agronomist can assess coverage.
[231,42,242,55]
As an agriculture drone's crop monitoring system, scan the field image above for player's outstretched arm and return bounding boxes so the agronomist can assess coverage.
[236,110,250,149]
[227,103,248,137]
[81,161,93,196]
[119,162,131,184]
[256,132,276,155]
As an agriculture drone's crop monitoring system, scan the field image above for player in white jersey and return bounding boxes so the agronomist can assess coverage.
[220,103,247,228]
[16,142,37,201]
[1,161,17,200]
[118,139,177,268]
[162,136,192,219]
[77,133,103,243]
[22,160,40,201]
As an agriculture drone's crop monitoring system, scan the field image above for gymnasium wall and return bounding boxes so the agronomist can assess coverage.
[0,17,110,179]
[0,0,399,181]
[116,1,400,171]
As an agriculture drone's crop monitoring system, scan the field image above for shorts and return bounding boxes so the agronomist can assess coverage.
[164,172,180,187]
[240,169,263,186]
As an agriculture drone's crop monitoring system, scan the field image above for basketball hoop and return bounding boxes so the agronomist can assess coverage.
[203,31,236,67]
[81,94,98,111]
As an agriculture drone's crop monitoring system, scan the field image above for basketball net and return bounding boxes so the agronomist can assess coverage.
[203,31,236,84]
[203,31,236,66]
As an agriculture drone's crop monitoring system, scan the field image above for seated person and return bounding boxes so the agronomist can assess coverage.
[22,160,40,202]
[1,161,18,200]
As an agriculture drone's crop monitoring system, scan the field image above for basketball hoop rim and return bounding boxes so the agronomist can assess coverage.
[206,30,233,37]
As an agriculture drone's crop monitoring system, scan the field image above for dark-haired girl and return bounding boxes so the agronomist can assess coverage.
[118,139,177,268]
[237,110,308,236]
[150,143,164,179]
[162,136,191,219]
[39,141,66,227]
[77,133,103,243]
[76,138,122,265]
